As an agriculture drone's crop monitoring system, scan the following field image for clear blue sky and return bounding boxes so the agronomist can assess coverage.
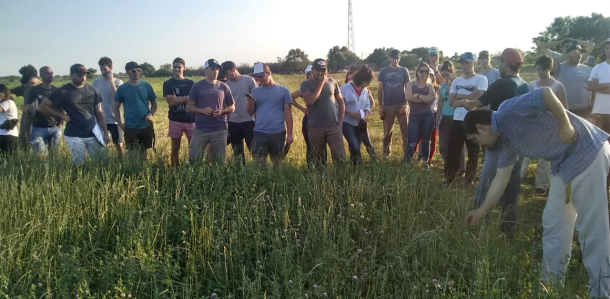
[1,0,608,76]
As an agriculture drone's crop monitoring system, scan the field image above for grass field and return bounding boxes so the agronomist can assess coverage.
[0,70,596,298]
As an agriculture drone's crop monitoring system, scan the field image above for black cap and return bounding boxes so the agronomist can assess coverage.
[312,58,327,70]
[204,59,222,69]
[70,64,90,75]
[390,49,401,58]
[219,61,236,78]
[125,61,141,72]
[478,50,490,58]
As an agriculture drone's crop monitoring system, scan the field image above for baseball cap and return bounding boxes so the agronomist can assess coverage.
[458,52,476,62]
[253,63,266,75]
[499,48,524,67]
[428,47,439,56]
[390,49,401,58]
[125,61,141,72]
[304,65,312,73]
[204,59,222,69]
[478,50,490,58]
[312,58,327,70]
[70,64,90,75]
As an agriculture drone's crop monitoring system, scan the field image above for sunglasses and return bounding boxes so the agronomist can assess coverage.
[130,69,141,74]
[254,73,265,78]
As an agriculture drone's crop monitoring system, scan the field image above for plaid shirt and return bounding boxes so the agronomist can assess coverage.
[493,88,609,184]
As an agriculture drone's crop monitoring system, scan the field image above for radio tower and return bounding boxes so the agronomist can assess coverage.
[348,0,355,53]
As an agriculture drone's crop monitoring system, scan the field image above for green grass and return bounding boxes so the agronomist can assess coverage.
[0,71,593,298]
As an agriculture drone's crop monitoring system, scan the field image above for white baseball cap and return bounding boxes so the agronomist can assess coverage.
[253,63,265,75]
[304,65,312,73]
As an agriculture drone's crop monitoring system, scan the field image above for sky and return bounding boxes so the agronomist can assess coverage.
[1,0,609,76]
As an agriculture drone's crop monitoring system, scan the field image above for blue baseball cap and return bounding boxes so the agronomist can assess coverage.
[459,52,476,62]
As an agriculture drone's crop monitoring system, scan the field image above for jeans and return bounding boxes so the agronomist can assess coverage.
[474,148,523,234]
[405,112,434,163]
[64,136,106,165]
[446,120,479,184]
[359,121,376,159]
[31,126,62,154]
[342,122,362,165]
[228,121,254,164]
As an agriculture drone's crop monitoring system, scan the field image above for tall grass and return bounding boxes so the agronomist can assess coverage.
[0,72,591,298]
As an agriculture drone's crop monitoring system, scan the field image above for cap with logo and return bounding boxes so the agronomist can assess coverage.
[125,61,141,72]
[499,48,524,67]
[478,50,490,58]
[390,49,401,58]
[312,58,327,70]
[428,47,439,56]
[458,52,476,62]
[304,65,312,74]
[253,63,266,75]
[70,64,90,75]
[204,59,222,69]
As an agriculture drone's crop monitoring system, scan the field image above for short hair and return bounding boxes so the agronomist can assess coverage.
[535,54,553,70]
[0,84,9,96]
[39,66,51,74]
[20,73,36,85]
[352,65,374,86]
[560,38,576,48]
[345,66,360,83]
[463,109,493,134]
[173,57,185,67]
[98,57,113,68]
[440,60,455,74]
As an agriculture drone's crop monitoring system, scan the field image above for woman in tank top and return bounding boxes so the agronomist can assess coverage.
[404,62,436,169]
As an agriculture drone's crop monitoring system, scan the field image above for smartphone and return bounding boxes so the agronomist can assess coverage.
[245,93,253,99]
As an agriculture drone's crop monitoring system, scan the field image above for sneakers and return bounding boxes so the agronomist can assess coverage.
[535,188,548,196]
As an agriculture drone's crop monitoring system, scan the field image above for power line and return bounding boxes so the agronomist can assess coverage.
[348,0,355,54]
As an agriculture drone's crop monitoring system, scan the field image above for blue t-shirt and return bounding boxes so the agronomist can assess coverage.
[47,83,102,138]
[251,84,292,134]
[440,82,454,116]
[114,81,157,129]
[189,80,235,132]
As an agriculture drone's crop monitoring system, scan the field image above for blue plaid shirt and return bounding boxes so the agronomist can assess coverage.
[493,88,609,184]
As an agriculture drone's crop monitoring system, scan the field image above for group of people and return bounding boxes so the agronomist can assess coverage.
[0,37,609,297]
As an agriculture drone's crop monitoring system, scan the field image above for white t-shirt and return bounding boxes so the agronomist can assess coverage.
[0,100,19,137]
[450,74,488,120]
[590,61,610,115]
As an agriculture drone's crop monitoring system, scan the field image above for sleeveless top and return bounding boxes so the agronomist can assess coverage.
[410,83,431,115]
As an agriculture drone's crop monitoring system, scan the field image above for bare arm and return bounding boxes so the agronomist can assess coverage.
[303,80,325,106]
[449,93,458,106]
[166,94,188,107]
[466,163,515,225]
[556,84,568,108]
[284,104,293,139]
[150,99,157,116]
[94,103,109,136]
[537,40,561,56]
[418,83,436,104]
[336,92,346,123]
[37,98,67,121]
[456,90,485,101]
[112,101,123,128]
[367,88,375,111]
[588,79,610,94]
[579,40,596,63]
[186,100,208,115]
[377,81,384,106]
[290,90,307,114]
[220,104,235,115]
[405,82,423,102]
[247,97,256,116]
[542,87,572,130]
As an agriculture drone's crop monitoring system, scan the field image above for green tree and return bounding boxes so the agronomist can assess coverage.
[159,63,172,71]
[152,68,172,77]
[140,62,156,77]
[87,68,97,76]
[399,54,420,69]
[364,48,390,66]
[327,46,361,71]
[532,13,610,59]
[283,48,311,73]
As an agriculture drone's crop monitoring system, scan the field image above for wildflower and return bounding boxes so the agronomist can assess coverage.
[128,295,132,298]
[304,293,309,298]
[183,205,187,209]
[360,215,364,219]
[313,285,318,289]
[75,295,79,298]
[32,255,38,260]
[357,249,363,254]
[288,280,293,284]
[154,190,159,194]
[37,283,42,288]
[350,203,355,208]
[121,294,126,298]
[322,293,328,297]
[211,293,218,298]
[418,211,425,215]
[352,275,358,280]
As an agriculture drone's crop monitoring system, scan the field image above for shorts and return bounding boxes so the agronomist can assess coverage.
[107,124,124,144]
[168,120,195,138]
[124,124,154,151]
[251,131,285,159]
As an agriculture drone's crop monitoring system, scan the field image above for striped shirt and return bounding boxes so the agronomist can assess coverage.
[115,81,157,129]
[493,87,609,184]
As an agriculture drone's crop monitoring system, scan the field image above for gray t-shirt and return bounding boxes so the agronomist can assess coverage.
[479,68,500,86]
[378,65,410,105]
[300,78,341,128]
[548,51,592,110]
[251,84,292,134]
[226,75,257,123]
[92,77,123,124]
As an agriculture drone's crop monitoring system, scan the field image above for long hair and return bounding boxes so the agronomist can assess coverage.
[414,62,431,84]
[345,66,360,84]
[0,84,10,102]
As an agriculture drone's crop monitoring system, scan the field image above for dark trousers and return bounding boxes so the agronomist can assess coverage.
[302,115,327,165]
[0,135,19,156]
[446,120,480,184]
[228,121,254,164]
